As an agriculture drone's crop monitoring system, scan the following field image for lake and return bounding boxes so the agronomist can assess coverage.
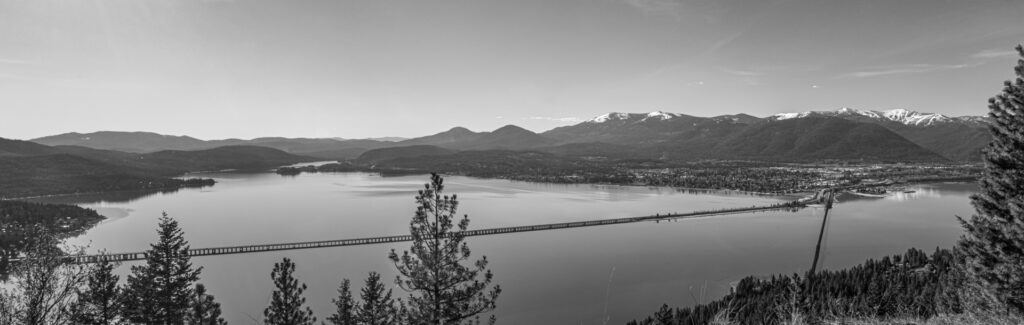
[34,172,977,324]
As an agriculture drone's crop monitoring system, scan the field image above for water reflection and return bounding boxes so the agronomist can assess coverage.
[886,185,942,201]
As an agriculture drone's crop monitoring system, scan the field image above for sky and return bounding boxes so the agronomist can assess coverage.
[1,0,1022,140]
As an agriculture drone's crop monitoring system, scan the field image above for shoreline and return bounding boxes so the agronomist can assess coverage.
[0,183,212,202]
[2,170,979,203]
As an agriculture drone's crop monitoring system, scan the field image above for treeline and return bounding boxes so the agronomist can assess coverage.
[287,154,978,195]
[275,162,366,175]
[628,248,964,325]
[630,167,824,194]
[838,164,982,185]
[0,201,105,275]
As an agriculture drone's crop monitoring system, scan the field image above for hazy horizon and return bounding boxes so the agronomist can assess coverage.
[8,106,998,142]
[2,0,1022,140]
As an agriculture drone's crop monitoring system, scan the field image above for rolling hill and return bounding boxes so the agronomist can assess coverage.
[356,145,458,163]
[31,132,394,160]
[32,131,209,153]
[0,137,314,197]
[400,125,555,150]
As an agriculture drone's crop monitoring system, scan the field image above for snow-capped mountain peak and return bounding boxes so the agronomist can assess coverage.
[589,112,633,123]
[882,109,950,125]
[588,111,680,123]
[772,108,955,126]
[772,112,811,120]
[643,111,679,121]
[835,107,881,118]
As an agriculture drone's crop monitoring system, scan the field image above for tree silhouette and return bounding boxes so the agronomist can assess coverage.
[959,44,1024,313]
[389,173,500,324]
[263,257,316,325]
[3,229,91,325]
[326,279,357,325]
[72,259,123,325]
[187,284,226,325]
[357,272,397,325]
[123,213,203,324]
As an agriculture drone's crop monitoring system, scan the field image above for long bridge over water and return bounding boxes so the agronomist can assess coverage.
[53,201,807,264]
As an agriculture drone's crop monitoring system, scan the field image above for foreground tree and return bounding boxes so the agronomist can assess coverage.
[389,173,501,324]
[357,272,397,325]
[3,230,91,325]
[263,257,316,325]
[72,259,124,325]
[0,289,15,325]
[959,44,1024,313]
[123,214,204,324]
[187,284,227,325]
[325,279,357,325]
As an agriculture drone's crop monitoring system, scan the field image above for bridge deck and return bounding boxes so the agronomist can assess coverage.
[33,203,803,264]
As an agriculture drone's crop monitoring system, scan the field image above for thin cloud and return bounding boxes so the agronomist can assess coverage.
[621,0,683,18]
[971,49,1018,59]
[527,116,584,123]
[697,30,746,58]
[839,63,975,78]
[0,57,31,65]
[720,68,762,77]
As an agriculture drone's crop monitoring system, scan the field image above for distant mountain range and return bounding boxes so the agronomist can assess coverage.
[32,132,393,159]
[766,108,990,161]
[24,108,991,165]
[0,137,312,198]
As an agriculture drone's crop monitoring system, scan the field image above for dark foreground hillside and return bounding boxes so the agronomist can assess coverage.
[628,248,965,325]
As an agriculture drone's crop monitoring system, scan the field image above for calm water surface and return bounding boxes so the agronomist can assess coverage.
[37,172,976,325]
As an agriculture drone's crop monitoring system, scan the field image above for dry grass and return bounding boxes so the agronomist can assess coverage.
[701,272,1022,325]
[832,312,1024,325]
[709,312,1022,325]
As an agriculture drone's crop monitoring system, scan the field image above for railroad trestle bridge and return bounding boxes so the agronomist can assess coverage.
[53,202,805,264]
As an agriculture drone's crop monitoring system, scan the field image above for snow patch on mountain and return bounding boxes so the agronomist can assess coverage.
[643,111,680,121]
[589,111,680,123]
[589,112,633,123]
[773,112,811,120]
[881,109,951,126]
[771,108,962,126]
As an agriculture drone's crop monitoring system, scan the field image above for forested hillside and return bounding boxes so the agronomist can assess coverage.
[628,248,962,325]
[0,138,312,198]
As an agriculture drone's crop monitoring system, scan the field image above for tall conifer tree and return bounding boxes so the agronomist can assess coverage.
[356,272,397,325]
[326,279,357,325]
[187,284,227,325]
[389,173,501,324]
[72,259,123,325]
[263,257,316,325]
[959,45,1024,313]
[123,214,203,324]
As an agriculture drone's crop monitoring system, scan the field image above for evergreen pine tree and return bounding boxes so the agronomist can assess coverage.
[72,259,123,325]
[356,272,397,325]
[653,304,675,325]
[263,257,316,325]
[958,44,1024,313]
[123,213,203,324]
[186,284,227,325]
[325,279,357,325]
[388,173,501,324]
